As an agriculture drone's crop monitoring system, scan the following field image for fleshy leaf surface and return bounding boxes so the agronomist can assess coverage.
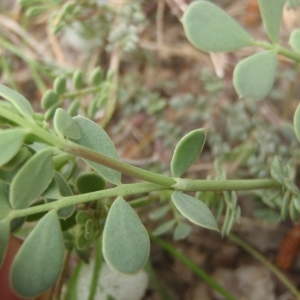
[53,108,81,139]
[171,129,206,177]
[258,0,285,43]
[290,29,300,54]
[10,211,64,298]
[182,1,253,52]
[233,51,277,100]
[172,191,218,231]
[0,84,34,117]
[102,197,150,274]
[71,116,121,185]
[10,148,54,209]
[0,129,26,167]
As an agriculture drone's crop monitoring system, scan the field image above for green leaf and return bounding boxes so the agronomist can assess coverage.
[171,129,206,177]
[270,156,285,184]
[0,191,11,220]
[233,51,277,100]
[10,148,54,209]
[0,84,34,117]
[0,219,10,269]
[25,5,47,17]
[152,220,176,236]
[172,191,218,231]
[0,128,26,167]
[173,222,192,241]
[293,102,300,143]
[102,197,150,274]
[67,98,80,117]
[0,168,18,184]
[182,1,253,52]
[76,210,91,225]
[71,117,121,185]
[53,75,67,95]
[75,172,106,193]
[53,172,74,219]
[2,146,32,171]
[290,197,300,222]
[10,210,64,298]
[290,29,300,53]
[258,0,285,43]
[90,67,103,86]
[53,108,81,139]
[73,70,85,90]
[41,90,59,109]
[149,205,170,221]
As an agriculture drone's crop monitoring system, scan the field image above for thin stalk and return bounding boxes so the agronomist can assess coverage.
[0,107,64,148]
[88,237,102,300]
[150,235,237,300]
[64,142,176,187]
[228,233,300,299]
[254,41,300,63]
[63,260,83,300]
[8,182,167,219]
[62,86,103,99]
[54,250,71,300]
[173,178,281,191]
[28,62,47,93]
[0,55,18,90]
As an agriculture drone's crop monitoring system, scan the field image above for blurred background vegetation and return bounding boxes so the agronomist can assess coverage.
[2,0,300,299]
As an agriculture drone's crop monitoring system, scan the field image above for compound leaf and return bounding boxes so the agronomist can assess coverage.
[172,191,218,231]
[0,84,34,118]
[258,0,285,43]
[233,51,277,100]
[0,128,26,167]
[71,117,121,185]
[102,197,149,274]
[10,210,64,298]
[171,129,205,177]
[10,148,54,209]
[182,1,253,52]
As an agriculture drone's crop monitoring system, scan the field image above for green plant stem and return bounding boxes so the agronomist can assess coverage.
[54,250,71,300]
[7,176,282,220]
[173,178,281,191]
[0,107,64,148]
[88,237,102,300]
[8,182,167,219]
[63,142,176,186]
[254,40,300,63]
[63,260,83,300]
[62,86,103,99]
[228,233,300,299]
[150,235,237,300]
